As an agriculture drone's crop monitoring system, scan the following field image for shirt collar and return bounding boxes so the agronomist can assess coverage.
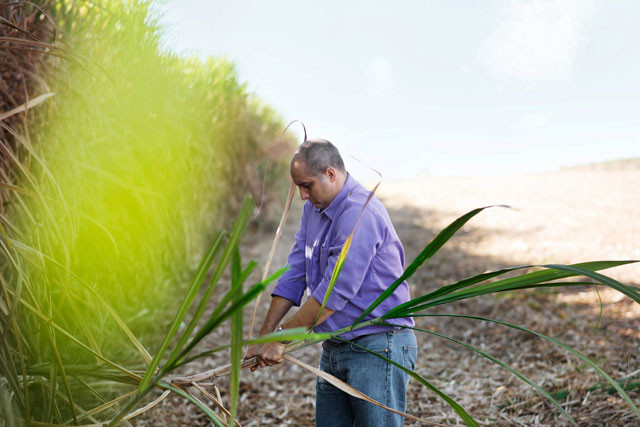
[318,173,355,220]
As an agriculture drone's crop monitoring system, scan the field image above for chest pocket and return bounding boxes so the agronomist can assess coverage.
[309,220,332,284]
[319,240,329,274]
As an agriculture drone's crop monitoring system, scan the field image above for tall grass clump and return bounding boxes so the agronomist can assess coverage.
[0,0,292,422]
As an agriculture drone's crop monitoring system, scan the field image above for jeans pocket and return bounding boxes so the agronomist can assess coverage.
[402,345,418,371]
[350,333,389,354]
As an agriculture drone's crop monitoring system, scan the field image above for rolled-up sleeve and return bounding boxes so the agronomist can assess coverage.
[312,206,383,311]
[271,204,308,306]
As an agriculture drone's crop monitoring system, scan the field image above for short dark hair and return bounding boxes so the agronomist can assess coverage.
[294,139,346,176]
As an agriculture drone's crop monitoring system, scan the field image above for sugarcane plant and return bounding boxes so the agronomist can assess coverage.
[306,204,640,426]
[1,189,639,425]
[0,195,318,426]
[0,1,296,424]
[251,186,640,426]
[140,197,639,427]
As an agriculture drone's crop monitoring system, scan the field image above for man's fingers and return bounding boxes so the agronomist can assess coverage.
[254,342,286,368]
[247,358,260,372]
[245,345,260,360]
[266,357,283,366]
[249,356,283,370]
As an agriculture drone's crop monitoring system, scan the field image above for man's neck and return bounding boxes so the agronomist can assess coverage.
[333,172,348,196]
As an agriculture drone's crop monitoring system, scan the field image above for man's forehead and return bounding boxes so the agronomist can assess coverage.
[291,157,309,173]
[290,158,312,180]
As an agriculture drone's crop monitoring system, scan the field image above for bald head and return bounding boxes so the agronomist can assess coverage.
[292,139,346,177]
[290,139,347,209]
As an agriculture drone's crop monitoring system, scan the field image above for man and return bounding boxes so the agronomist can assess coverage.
[246,139,417,426]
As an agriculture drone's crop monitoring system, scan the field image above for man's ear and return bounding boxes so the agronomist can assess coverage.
[325,167,337,183]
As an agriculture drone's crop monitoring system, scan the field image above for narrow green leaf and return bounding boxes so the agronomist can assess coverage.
[355,206,505,324]
[27,363,142,385]
[8,240,153,365]
[34,238,104,365]
[543,263,640,305]
[6,286,141,382]
[61,377,125,424]
[0,314,27,417]
[313,233,351,328]
[137,230,225,392]
[396,313,640,419]
[29,376,99,424]
[385,264,536,317]
[230,246,243,424]
[593,285,604,332]
[209,270,285,331]
[65,290,104,362]
[164,197,254,369]
[0,340,24,413]
[380,323,577,426]
[47,363,56,422]
[460,261,635,302]
[386,261,635,316]
[175,327,329,368]
[202,260,257,331]
[247,179,297,342]
[313,183,383,328]
[0,385,18,427]
[158,382,225,427]
[340,338,479,426]
[174,266,287,364]
[44,327,77,424]
[240,261,258,285]
[71,390,136,423]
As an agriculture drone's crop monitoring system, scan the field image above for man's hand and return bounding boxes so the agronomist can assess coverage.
[244,344,261,372]
[249,342,286,372]
[244,344,260,362]
[245,295,334,372]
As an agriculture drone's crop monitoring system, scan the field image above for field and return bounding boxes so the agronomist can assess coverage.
[141,161,640,426]
[3,2,637,425]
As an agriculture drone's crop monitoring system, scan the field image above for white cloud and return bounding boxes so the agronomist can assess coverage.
[365,57,393,95]
[478,0,595,82]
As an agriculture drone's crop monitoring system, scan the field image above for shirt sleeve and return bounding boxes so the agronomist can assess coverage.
[271,203,308,306]
[311,205,384,311]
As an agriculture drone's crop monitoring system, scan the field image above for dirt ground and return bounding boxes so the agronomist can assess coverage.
[141,161,639,426]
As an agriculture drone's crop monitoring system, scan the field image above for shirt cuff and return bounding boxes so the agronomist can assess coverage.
[271,280,305,306]
[311,280,348,311]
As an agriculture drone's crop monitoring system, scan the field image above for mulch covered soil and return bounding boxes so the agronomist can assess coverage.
[140,163,639,426]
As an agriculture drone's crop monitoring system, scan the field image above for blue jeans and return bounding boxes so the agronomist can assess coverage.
[315,330,418,427]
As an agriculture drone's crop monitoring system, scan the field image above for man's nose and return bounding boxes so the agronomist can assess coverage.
[300,187,309,200]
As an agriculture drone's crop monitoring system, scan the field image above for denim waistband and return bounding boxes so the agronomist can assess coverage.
[322,328,412,351]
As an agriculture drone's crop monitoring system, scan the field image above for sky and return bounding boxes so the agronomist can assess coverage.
[159,0,639,178]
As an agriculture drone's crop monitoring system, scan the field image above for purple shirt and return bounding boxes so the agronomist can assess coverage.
[272,174,414,340]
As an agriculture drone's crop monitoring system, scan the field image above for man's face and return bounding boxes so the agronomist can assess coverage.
[290,158,337,210]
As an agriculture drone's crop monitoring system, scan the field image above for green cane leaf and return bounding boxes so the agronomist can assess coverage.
[355,205,508,324]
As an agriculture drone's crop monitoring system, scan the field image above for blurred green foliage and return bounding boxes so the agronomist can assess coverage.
[0,0,292,421]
